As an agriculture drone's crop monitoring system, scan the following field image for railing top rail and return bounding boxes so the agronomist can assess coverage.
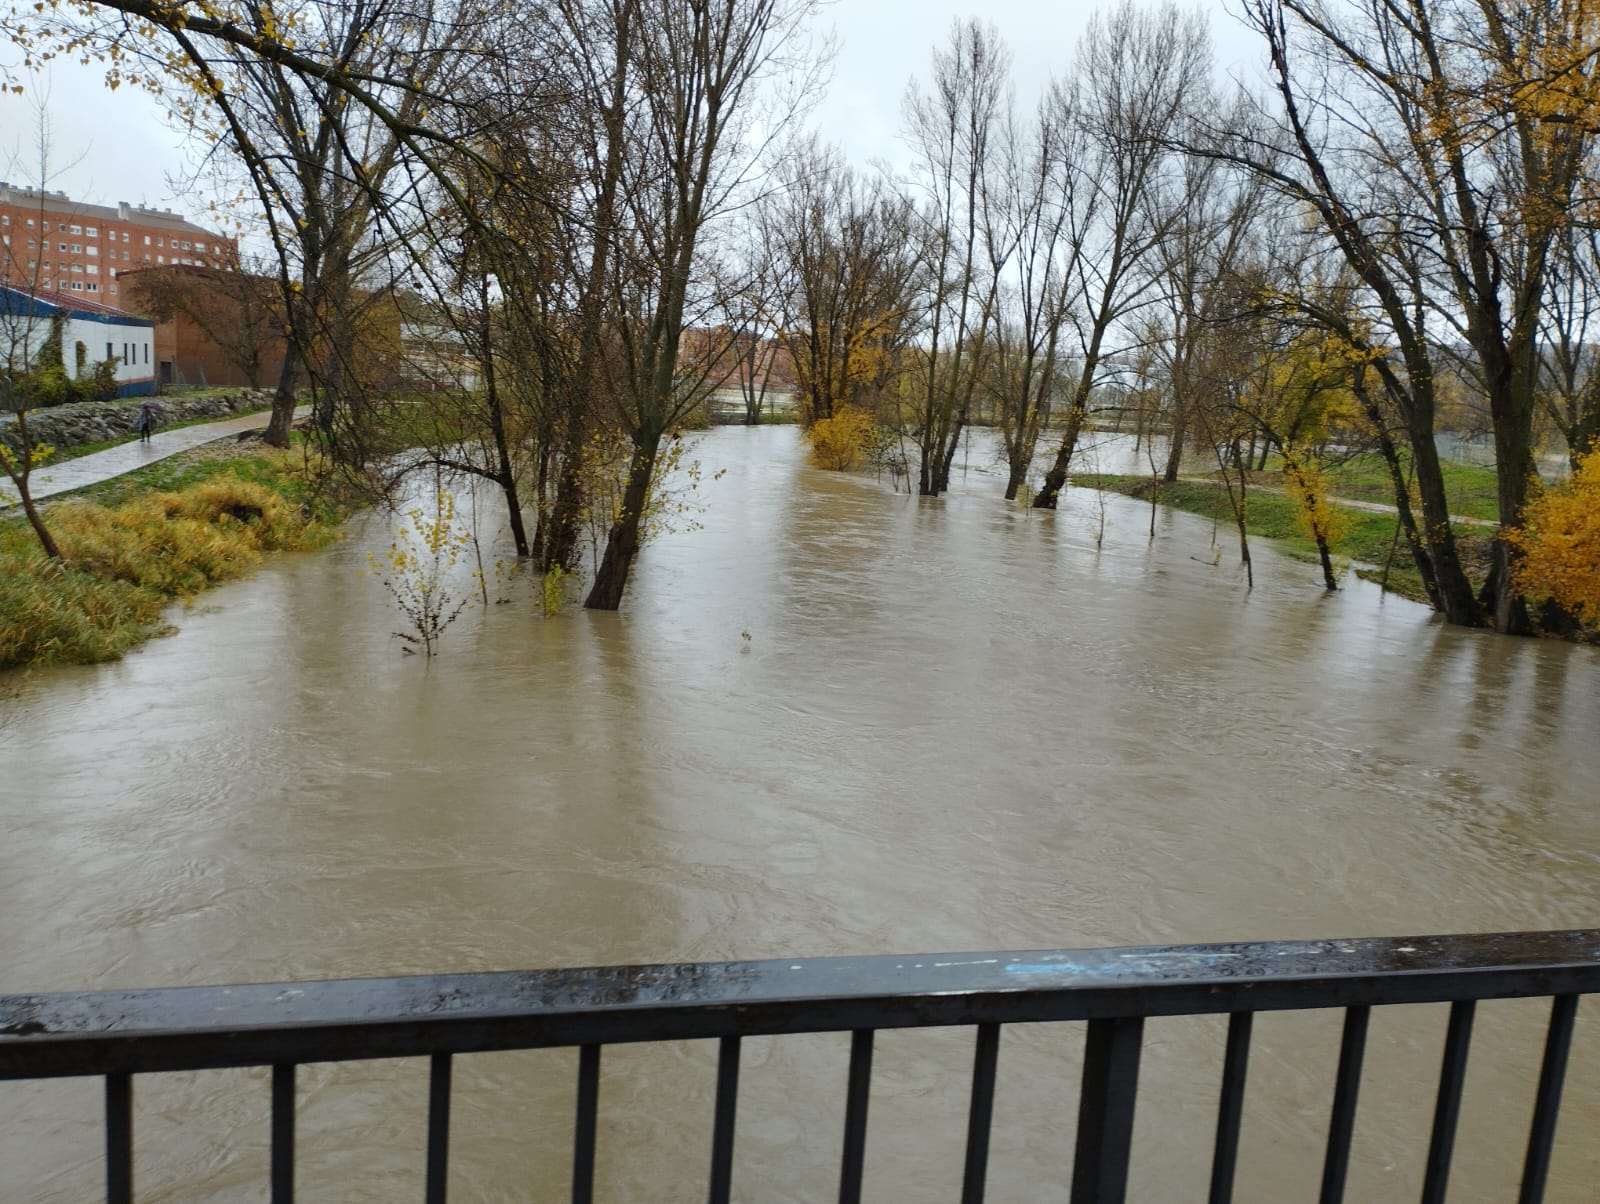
[4,930,1599,1079]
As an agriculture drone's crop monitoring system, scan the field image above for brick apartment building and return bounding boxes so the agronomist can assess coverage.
[0,181,234,305]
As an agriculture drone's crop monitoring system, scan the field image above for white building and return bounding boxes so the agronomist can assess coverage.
[0,286,156,397]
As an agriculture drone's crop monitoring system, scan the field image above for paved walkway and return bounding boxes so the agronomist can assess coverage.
[0,407,309,509]
[1243,480,1498,528]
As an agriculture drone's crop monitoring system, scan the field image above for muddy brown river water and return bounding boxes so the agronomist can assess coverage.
[2,425,1598,1200]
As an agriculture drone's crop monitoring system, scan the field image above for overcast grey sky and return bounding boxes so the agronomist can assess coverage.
[0,1,1265,228]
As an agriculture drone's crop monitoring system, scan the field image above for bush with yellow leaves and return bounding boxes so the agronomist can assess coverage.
[805,407,879,471]
[1509,445,1600,627]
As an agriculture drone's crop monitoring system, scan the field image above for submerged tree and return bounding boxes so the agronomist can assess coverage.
[579,0,822,610]
[762,142,920,427]
[1030,1,1211,510]
[903,18,1010,497]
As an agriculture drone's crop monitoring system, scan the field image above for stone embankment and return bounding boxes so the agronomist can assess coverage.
[0,390,274,455]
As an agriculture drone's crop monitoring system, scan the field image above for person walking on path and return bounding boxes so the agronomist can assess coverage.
[136,401,162,443]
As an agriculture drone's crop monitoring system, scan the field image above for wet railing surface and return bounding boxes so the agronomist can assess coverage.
[3,929,1597,1203]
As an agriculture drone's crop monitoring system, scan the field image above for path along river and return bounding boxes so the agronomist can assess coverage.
[2,426,1599,1201]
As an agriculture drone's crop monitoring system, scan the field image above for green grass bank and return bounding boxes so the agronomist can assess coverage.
[1,446,350,669]
[1074,470,1491,605]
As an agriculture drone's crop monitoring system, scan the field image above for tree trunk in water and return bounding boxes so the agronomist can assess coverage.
[1485,418,1538,635]
[1032,408,1085,509]
[584,434,660,611]
[1351,376,1440,610]
[1315,533,1337,591]
[934,415,967,495]
[1409,434,1481,626]
[1003,460,1026,501]
[1163,407,1187,483]
[486,401,529,560]
[542,416,588,574]
[263,343,302,447]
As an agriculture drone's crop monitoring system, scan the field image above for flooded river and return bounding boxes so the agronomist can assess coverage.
[3,426,1599,1200]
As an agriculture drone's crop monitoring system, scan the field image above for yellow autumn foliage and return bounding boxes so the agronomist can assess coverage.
[805,407,878,471]
[1509,446,1600,626]
[1282,456,1349,549]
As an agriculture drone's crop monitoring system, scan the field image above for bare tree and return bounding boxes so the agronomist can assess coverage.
[580,0,822,610]
[903,18,1010,497]
[1030,1,1210,510]
[761,141,920,427]
[1539,220,1600,472]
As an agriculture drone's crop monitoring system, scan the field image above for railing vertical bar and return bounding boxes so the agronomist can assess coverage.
[425,1052,452,1204]
[1318,1005,1371,1204]
[572,1044,601,1204]
[960,1023,1002,1204]
[838,1029,875,1204]
[1070,1015,1145,1204]
[271,1063,296,1204]
[105,1072,132,1204]
[1420,1000,1476,1204]
[1208,1011,1254,1204]
[707,1035,742,1204]
[1518,994,1579,1204]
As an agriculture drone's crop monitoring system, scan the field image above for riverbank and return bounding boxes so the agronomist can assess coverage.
[1075,472,1493,606]
[0,442,352,668]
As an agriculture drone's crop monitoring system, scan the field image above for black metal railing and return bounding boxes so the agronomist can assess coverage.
[2,929,1598,1202]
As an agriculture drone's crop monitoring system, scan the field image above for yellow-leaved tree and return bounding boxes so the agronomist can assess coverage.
[1509,445,1600,627]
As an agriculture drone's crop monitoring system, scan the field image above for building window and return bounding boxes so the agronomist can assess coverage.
[0,215,7,226]
[70,244,82,253]
[157,255,164,264]
[70,264,82,274]
[109,268,117,278]
[85,226,97,237]
[122,232,129,242]
[181,240,192,250]
[87,246,97,257]
[106,342,114,361]
[143,235,150,245]
[69,224,82,234]
[144,344,148,364]
[122,251,129,261]
[156,237,164,247]
[87,265,98,275]
[26,218,34,227]
[1,236,7,247]
[69,281,81,291]
[26,238,34,248]
[86,283,98,293]
[110,285,118,295]
[57,223,66,231]
[58,242,66,251]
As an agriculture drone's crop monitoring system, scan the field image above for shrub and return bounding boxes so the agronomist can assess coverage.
[1509,445,1600,626]
[0,461,338,667]
[805,407,879,470]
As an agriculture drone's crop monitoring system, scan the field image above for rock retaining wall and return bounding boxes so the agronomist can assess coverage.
[0,391,275,455]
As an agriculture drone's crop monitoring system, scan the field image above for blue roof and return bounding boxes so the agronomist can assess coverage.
[0,285,153,328]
